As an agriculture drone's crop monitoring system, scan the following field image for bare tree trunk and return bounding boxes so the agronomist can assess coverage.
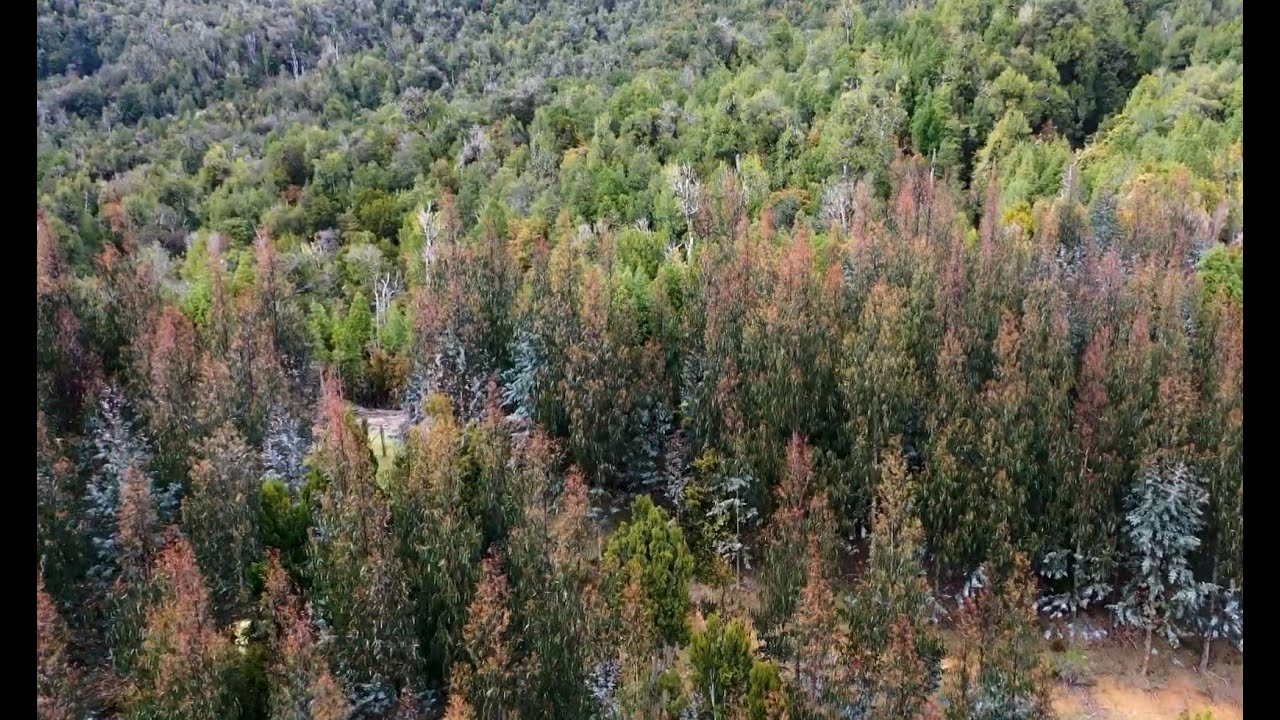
[1200,551,1220,674]
[1141,629,1153,677]
[1200,630,1213,675]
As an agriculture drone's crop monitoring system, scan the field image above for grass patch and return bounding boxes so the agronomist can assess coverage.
[368,429,402,489]
[1049,644,1095,687]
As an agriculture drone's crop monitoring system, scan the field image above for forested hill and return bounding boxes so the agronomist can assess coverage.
[38,1,1242,718]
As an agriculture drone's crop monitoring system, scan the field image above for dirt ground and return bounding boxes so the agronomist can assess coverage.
[1049,641,1243,720]
[354,406,410,441]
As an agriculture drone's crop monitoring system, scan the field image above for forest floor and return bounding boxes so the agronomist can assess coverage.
[1047,640,1242,720]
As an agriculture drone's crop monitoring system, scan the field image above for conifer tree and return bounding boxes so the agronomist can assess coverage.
[1111,463,1208,676]
[604,495,695,647]
[688,613,756,719]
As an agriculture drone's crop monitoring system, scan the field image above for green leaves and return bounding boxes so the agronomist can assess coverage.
[604,495,695,647]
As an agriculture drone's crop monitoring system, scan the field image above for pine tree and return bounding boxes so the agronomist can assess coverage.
[614,563,660,719]
[745,660,789,720]
[604,495,695,647]
[870,618,934,720]
[688,613,757,719]
[1042,325,1121,621]
[36,213,102,434]
[1110,463,1208,676]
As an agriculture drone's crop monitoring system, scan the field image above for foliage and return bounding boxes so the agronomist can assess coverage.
[34,0,1246,712]
[605,495,696,647]
[1110,463,1209,674]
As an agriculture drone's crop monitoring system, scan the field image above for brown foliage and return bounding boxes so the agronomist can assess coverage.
[128,535,232,720]
[38,573,86,720]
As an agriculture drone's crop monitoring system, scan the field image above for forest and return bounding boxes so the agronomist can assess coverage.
[36,0,1243,718]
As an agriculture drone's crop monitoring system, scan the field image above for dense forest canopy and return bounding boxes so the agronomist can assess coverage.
[37,0,1242,718]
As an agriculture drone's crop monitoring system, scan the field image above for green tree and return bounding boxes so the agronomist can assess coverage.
[604,495,695,647]
[688,613,756,718]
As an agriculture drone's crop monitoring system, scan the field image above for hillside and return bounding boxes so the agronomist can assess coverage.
[37,1,1243,718]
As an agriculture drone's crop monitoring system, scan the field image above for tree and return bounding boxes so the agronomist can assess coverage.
[332,291,374,401]
[388,397,483,686]
[604,495,695,647]
[757,435,836,651]
[612,563,660,719]
[37,414,88,619]
[261,405,311,491]
[183,423,262,621]
[745,660,789,720]
[83,387,171,588]
[451,553,520,720]
[260,557,351,720]
[688,613,756,718]
[308,377,418,694]
[671,164,703,261]
[1196,303,1243,671]
[1110,463,1208,676]
[840,283,920,528]
[125,535,234,720]
[848,441,943,711]
[944,554,1053,720]
[38,572,87,720]
[787,540,850,716]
